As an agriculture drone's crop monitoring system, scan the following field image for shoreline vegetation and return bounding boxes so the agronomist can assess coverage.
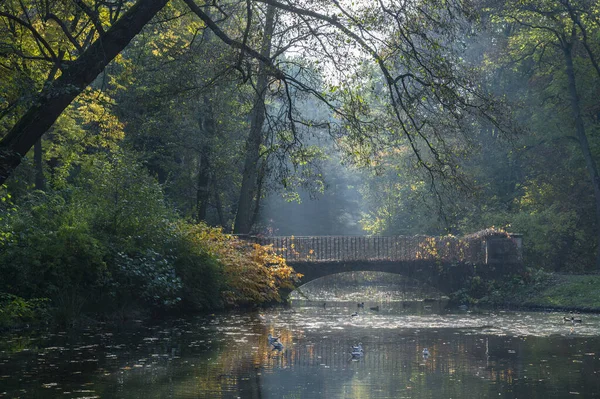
[503,273,600,313]
[452,271,600,313]
[3,265,600,333]
[0,178,301,331]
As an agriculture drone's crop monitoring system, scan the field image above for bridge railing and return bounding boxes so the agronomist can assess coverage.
[241,232,521,265]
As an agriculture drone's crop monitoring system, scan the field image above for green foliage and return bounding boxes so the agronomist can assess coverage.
[457,270,600,311]
[449,268,555,307]
[113,249,182,308]
[74,152,175,250]
[172,224,224,310]
[0,149,301,322]
[45,89,125,189]
[509,206,593,271]
[0,185,16,245]
[0,190,108,300]
[449,275,496,305]
[0,293,49,329]
[0,154,183,319]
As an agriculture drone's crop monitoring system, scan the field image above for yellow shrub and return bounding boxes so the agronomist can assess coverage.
[176,222,301,307]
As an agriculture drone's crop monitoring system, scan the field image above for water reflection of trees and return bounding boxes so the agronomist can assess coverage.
[73,324,600,398]
[1,314,599,398]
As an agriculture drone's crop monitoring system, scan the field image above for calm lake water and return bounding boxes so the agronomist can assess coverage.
[1,301,600,398]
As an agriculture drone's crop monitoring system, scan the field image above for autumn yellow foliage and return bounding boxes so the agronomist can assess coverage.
[174,222,301,308]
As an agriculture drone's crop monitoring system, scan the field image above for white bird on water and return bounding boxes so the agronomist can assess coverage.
[351,343,364,357]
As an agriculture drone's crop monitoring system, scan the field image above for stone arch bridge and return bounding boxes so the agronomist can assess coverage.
[244,230,523,294]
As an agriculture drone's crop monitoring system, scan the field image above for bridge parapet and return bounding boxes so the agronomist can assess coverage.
[243,230,522,266]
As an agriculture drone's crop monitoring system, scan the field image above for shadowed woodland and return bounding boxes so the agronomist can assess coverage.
[1,0,600,325]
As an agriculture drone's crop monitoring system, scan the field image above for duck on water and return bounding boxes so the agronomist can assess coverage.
[351,343,364,357]
[564,315,582,324]
[268,334,281,345]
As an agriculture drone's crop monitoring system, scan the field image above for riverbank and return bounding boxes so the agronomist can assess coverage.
[455,271,600,313]
[504,273,600,312]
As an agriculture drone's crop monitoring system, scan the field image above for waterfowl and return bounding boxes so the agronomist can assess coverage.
[357,302,364,308]
[564,316,583,324]
[271,341,284,351]
[369,305,379,311]
[268,334,280,345]
[351,312,359,317]
[351,343,364,356]
[422,348,430,357]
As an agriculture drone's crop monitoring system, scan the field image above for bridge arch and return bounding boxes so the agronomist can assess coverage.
[288,260,479,295]
[244,231,524,295]
[288,270,446,302]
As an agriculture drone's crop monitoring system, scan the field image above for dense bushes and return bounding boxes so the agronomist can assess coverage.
[0,293,49,329]
[0,191,109,301]
[173,223,299,309]
[0,154,299,327]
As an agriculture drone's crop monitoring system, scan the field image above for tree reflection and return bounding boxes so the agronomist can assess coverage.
[1,311,599,398]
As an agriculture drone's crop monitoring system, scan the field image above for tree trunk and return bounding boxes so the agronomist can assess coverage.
[196,95,217,222]
[563,39,600,270]
[34,139,45,190]
[213,177,226,229]
[250,161,266,229]
[196,153,211,222]
[233,4,276,234]
[0,0,169,185]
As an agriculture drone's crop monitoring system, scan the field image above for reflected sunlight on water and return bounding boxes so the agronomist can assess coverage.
[1,301,600,398]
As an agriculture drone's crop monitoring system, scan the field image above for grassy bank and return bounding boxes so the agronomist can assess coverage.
[509,273,600,311]
[450,270,600,312]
